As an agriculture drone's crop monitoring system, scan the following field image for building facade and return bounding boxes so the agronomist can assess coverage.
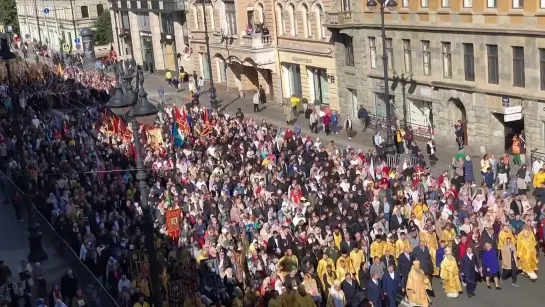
[109,0,188,73]
[326,0,545,153]
[17,0,108,51]
[186,0,339,107]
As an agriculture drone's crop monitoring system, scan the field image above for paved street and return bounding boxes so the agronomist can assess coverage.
[0,180,116,305]
[137,73,545,307]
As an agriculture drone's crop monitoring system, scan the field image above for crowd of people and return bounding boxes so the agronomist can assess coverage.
[0,61,543,307]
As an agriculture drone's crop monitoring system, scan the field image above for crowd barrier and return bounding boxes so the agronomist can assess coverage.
[384,153,453,178]
[1,171,119,307]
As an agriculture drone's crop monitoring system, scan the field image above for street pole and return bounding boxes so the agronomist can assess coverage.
[52,0,61,49]
[68,0,78,49]
[132,68,163,307]
[34,0,43,44]
[378,1,396,155]
[200,0,218,110]
[113,10,122,56]
[171,12,180,80]
[22,0,30,40]
[2,38,47,263]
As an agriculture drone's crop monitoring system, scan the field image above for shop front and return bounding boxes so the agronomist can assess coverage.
[278,51,338,110]
[140,33,155,73]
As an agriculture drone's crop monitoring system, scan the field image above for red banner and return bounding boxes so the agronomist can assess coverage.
[165,209,182,239]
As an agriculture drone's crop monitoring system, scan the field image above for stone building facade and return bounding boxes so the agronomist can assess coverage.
[17,0,108,51]
[325,0,545,154]
[186,0,339,107]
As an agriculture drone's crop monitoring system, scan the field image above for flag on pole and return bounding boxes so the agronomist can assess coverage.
[171,122,185,147]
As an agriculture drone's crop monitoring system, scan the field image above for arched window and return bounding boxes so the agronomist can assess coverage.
[207,5,215,29]
[256,3,264,23]
[193,4,199,29]
[316,5,325,39]
[301,4,310,37]
[288,4,296,36]
[276,4,284,35]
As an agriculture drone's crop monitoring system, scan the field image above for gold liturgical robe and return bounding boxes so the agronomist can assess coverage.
[517,230,539,274]
[499,230,516,248]
[383,241,396,257]
[420,231,439,276]
[406,267,431,307]
[349,250,365,278]
[440,229,456,248]
[336,265,348,283]
[395,239,411,258]
[336,256,352,272]
[440,255,462,294]
[317,258,335,288]
[370,241,385,259]
[333,232,343,250]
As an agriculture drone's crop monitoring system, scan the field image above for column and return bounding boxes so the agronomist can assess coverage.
[149,12,165,71]
[111,10,121,55]
[129,11,143,64]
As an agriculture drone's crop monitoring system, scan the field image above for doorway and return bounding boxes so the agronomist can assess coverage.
[448,98,468,145]
[503,118,525,153]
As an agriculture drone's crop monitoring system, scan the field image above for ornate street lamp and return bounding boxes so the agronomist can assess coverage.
[107,64,162,307]
[0,37,47,263]
[196,0,218,110]
[367,0,398,155]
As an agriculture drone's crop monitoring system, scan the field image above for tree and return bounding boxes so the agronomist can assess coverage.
[93,10,113,46]
[0,0,20,35]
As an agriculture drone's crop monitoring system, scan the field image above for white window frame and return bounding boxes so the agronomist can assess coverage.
[402,0,409,7]
[369,37,377,69]
[386,38,394,71]
[288,4,296,36]
[442,42,452,79]
[276,4,284,35]
[421,0,429,8]
[463,0,473,8]
[541,0,545,9]
[301,5,311,38]
[513,0,523,9]
[487,0,497,8]
[316,5,325,39]
[442,0,450,7]
[422,41,431,76]
[193,5,199,30]
[403,39,412,73]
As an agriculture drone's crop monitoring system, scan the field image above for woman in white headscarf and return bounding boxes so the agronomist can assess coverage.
[326,280,346,307]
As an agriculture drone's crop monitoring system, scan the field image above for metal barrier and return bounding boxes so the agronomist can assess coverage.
[1,171,118,307]
[384,153,453,178]
[530,148,545,165]
[367,114,434,140]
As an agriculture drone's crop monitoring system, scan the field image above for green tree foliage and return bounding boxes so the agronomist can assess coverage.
[0,0,20,35]
[93,10,113,45]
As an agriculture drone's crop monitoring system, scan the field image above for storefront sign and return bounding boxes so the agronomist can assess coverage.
[198,46,206,52]
[504,112,522,122]
[503,106,522,115]
[291,56,312,64]
[140,32,152,37]
[327,74,335,84]
[420,87,432,97]
[502,96,510,107]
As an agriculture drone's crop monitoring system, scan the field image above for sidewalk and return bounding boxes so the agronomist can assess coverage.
[140,72,484,178]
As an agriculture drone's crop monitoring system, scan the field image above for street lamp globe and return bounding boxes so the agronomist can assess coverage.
[367,0,378,7]
[107,83,132,116]
[133,91,158,125]
[386,0,398,7]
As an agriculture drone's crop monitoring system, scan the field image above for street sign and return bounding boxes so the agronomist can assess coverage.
[504,113,522,122]
[62,44,70,52]
[43,8,50,14]
[74,37,81,44]
[25,34,30,39]
[75,43,81,50]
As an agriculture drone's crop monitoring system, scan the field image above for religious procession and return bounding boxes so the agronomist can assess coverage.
[0,51,543,307]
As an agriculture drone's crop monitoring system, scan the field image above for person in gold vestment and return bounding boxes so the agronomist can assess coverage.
[336,258,349,283]
[517,226,538,280]
[440,247,462,298]
[383,235,397,258]
[349,245,365,280]
[317,253,335,289]
[370,235,386,259]
[420,225,439,276]
[440,223,456,248]
[395,232,412,258]
[406,260,432,307]
[498,225,517,247]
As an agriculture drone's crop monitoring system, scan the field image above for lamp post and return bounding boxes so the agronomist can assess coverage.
[0,38,47,262]
[113,11,122,56]
[107,65,162,307]
[367,0,397,155]
[196,0,218,110]
[33,0,43,44]
[393,71,411,129]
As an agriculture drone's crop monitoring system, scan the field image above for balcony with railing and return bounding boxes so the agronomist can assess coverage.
[240,33,273,49]
[324,11,355,26]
